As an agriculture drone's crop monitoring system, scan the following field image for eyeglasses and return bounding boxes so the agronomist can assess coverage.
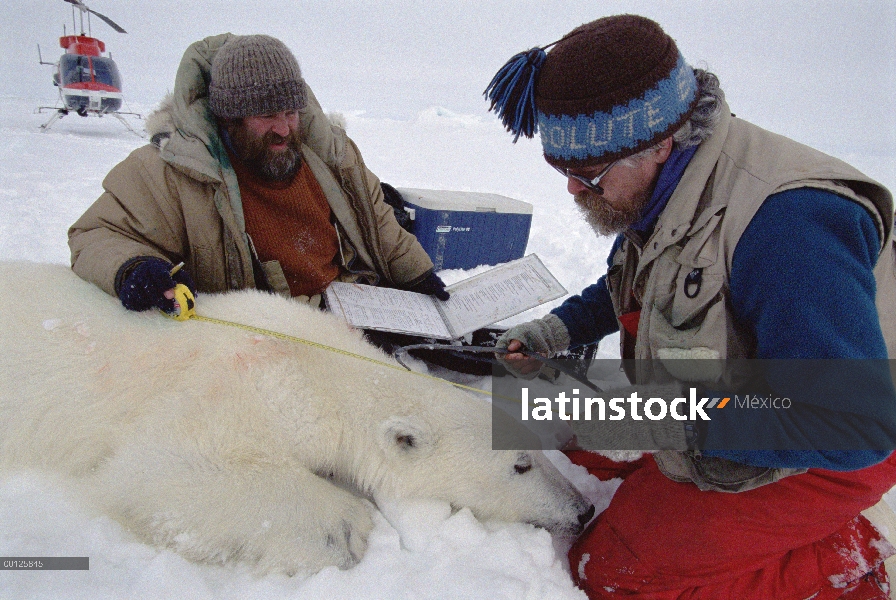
[553,159,619,195]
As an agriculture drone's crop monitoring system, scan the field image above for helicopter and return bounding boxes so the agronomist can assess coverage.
[37,0,142,136]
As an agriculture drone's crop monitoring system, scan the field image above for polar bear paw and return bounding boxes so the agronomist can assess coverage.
[315,494,375,570]
[237,490,376,576]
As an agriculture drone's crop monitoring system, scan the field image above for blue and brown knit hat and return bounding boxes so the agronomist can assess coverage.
[485,15,698,168]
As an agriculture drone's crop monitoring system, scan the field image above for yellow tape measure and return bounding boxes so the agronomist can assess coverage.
[163,262,196,321]
[156,264,494,398]
[168,283,196,321]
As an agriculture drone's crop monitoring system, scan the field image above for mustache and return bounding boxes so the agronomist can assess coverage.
[265,131,289,146]
[573,190,617,215]
[573,189,641,236]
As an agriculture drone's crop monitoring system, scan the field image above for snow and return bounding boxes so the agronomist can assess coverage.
[0,472,603,600]
[1,1,894,598]
[0,82,614,600]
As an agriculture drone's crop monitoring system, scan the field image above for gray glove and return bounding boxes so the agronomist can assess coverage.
[496,314,571,355]
[653,451,807,493]
[495,314,571,378]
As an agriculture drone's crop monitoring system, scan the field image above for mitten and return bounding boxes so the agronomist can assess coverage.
[118,258,196,312]
[495,314,571,378]
[408,271,450,301]
[495,313,571,356]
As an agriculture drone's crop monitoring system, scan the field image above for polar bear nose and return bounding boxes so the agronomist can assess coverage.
[578,504,596,528]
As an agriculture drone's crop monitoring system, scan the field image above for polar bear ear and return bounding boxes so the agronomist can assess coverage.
[378,416,435,458]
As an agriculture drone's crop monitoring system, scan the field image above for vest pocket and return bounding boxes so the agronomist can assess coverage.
[648,272,725,354]
[667,271,725,329]
[644,206,728,362]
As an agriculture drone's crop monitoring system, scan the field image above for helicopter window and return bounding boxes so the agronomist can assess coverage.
[91,57,122,90]
[59,54,92,86]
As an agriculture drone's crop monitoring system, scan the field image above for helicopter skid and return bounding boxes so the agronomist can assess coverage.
[37,105,144,137]
[110,111,144,137]
[38,108,67,132]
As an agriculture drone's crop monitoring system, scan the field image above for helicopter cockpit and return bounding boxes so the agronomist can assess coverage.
[37,0,142,135]
[58,53,123,113]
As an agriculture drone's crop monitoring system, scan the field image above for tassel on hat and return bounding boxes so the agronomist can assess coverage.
[483,47,547,143]
[486,16,699,168]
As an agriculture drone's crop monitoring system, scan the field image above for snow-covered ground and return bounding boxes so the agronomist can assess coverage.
[0,94,624,599]
[1,1,894,598]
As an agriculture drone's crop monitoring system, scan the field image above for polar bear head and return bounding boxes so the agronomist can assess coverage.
[365,405,594,537]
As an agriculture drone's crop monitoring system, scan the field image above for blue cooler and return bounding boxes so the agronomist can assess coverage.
[398,188,533,271]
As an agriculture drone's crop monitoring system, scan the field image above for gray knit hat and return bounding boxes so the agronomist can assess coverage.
[209,35,307,119]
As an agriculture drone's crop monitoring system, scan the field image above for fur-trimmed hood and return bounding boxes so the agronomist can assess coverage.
[69,33,434,299]
[145,33,348,180]
[145,94,175,149]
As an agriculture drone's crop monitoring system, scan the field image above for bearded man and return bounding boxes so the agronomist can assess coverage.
[490,14,896,599]
[69,34,447,314]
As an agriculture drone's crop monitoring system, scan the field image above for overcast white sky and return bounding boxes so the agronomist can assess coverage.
[3,1,895,156]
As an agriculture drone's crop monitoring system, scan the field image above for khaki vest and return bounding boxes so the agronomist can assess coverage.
[608,104,896,492]
[608,104,896,374]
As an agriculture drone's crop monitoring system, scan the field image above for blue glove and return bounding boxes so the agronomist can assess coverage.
[408,272,450,301]
[118,258,196,312]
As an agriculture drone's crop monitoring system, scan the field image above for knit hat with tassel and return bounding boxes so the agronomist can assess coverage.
[485,15,699,168]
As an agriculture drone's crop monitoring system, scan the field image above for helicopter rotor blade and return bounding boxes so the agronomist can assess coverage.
[61,0,127,33]
[61,0,88,12]
[84,8,126,33]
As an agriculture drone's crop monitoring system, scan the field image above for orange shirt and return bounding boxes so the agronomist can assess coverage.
[232,155,340,297]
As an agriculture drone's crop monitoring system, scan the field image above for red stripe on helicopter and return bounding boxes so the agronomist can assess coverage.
[62,82,121,93]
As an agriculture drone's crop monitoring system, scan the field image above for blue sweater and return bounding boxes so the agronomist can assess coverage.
[551,188,895,470]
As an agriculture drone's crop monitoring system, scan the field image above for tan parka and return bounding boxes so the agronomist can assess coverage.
[69,33,434,298]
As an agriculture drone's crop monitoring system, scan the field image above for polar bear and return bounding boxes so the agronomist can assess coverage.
[0,262,593,576]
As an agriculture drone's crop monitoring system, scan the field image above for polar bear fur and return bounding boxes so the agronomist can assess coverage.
[0,262,592,576]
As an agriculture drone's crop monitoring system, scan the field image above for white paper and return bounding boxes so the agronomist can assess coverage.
[440,255,566,337]
[324,255,566,339]
[324,283,452,338]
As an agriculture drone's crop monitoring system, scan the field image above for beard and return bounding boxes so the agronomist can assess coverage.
[573,188,649,237]
[226,121,303,182]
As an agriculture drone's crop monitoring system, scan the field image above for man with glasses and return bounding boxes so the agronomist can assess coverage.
[552,159,617,197]
[489,14,896,599]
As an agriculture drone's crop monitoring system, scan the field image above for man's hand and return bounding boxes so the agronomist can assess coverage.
[501,338,544,375]
[118,258,196,312]
[408,271,450,301]
[495,314,571,378]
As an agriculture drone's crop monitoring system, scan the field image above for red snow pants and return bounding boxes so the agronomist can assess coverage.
[566,451,896,599]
